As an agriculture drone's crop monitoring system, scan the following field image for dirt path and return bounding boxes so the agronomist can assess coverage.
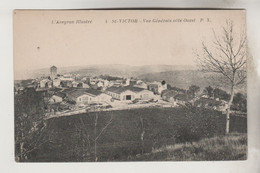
[45,101,177,120]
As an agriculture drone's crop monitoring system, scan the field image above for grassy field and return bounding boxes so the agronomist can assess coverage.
[128,133,247,161]
[27,107,247,162]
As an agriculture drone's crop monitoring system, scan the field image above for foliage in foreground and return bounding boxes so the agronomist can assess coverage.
[16,106,246,162]
[14,88,247,162]
[129,133,247,161]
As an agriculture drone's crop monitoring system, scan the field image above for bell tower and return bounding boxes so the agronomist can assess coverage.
[50,65,57,80]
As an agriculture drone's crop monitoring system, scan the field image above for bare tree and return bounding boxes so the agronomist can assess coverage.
[140,117,145,154]
[15,88,49,161]
[15,116,47,161]
[78,107,113,161]
[93,109,113,161]
[196,20,246,134]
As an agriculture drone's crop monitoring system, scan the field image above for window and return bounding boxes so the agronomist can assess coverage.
[126,95,131,100]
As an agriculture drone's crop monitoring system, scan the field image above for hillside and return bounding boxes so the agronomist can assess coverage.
[20,107,247,162]
[138,70,246,93]
[22,64,196,80]
[128,133,247,161]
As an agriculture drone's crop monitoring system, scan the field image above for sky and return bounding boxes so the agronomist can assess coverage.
[13,10,245,79]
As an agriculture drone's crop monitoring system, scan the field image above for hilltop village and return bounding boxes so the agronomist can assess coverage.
[14,66,239,119]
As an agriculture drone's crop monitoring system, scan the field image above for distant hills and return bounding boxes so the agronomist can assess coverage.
[20,64,246,93]
[138,71,246,93]
[23,64,196,79]
[138,70,226,90]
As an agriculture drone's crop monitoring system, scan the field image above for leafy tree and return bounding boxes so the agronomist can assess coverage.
[167,84,186,94]
[233,92,245,104]
[99,74,122,81]
[196,20,246,133]
[213,88,230,101]
[232,92,247,112]
[204,86,214,98]
[188,85,200,98]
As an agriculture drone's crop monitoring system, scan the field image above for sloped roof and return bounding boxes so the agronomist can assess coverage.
[162,89,178,98]
[61,88,76,94]
[85,89,102,96]
[67,89,87,99]
[40,79,50,83]
[106,86,127,94]
[106,86,145,94]
[194,97,223,107]
[51,95,62,99]
[67,88,103,100]
[79,82,90,87]
[55,92,66,98]
[50,65,57,69]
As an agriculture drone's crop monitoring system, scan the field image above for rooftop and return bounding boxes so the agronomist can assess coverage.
[85,89,103,96]
[194,97,224,107]
[67,88,103,99]
[106,86,145,94]
[50,65,57,69]
[162,89,179,97]
[55,92,66,98]
[61,88,77,94]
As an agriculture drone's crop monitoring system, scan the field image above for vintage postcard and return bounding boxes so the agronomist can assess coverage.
[13,10,247,162]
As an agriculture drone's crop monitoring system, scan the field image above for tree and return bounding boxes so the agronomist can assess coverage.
[196,20,246,134]
[188,85,200,98]
[93,111,113,161]
[15,88,47,161]
[140,117,145,154]
[204,86,214,98]
[213,88,230,101]
[232,92,247,112]
[77,107,113,161]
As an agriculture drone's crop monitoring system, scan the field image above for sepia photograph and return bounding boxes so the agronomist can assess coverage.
[13,10,247,162]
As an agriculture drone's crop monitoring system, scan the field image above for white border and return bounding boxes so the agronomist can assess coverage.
[0,1,260,173]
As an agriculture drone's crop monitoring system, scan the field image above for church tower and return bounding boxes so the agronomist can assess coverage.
[50,65,57,80]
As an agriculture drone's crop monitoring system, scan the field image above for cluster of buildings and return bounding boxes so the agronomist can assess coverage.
[160,88,228,111]
[36,66,169,108]
[14,65,229,113]
[38,66,86,89]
